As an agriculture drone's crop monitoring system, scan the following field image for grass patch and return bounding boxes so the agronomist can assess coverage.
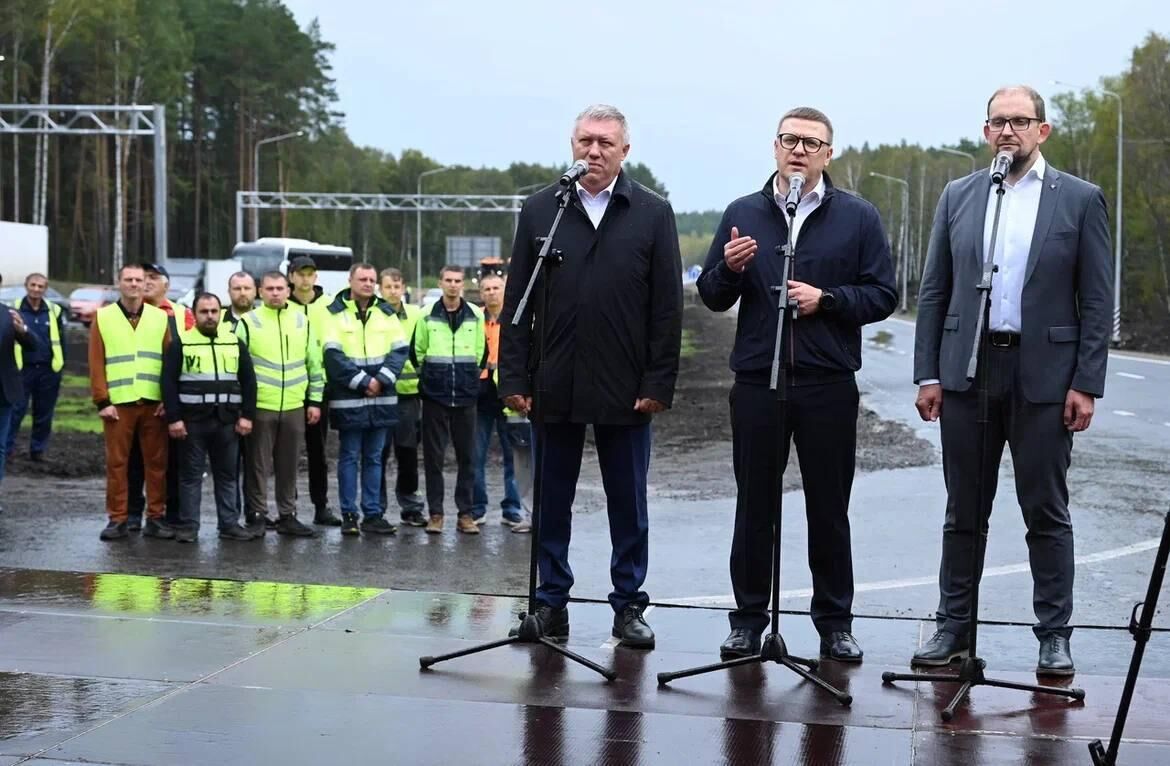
[679,328,697,359]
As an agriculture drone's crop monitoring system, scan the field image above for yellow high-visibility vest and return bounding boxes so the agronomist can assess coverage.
[95,303,168,403]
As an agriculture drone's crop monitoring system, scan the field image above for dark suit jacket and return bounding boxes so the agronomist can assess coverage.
[913,163,1112,403]
[0,306,38,406]
[499,170,683,425]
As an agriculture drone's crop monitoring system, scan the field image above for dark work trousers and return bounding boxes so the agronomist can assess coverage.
[245,409,306,519]
[7,362,61,455]
[421,398,476,517]
[380,395,423,514]
[937,344,1075,640]
[178,418,242,531]
[536,421,651,614]
[128,429,181,525]
[303,401,330,511]
[728,379,859,636]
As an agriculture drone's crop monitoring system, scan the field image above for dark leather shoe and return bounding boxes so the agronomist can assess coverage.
[612,605,655,650]
[218,525,255,541]
[911,629,969,667]
[142,519,175,540]
[100,521,128,541]
[820,631,864,662]
[1037,635,1075,677]
[509,604,569,642]
[720,628,762,659]
[313,508,343,526]
[276,515,316,537]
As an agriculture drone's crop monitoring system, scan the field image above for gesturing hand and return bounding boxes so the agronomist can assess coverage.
[723,226,758,273]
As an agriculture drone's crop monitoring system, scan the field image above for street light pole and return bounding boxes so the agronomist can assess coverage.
[869,172,911,312]
[416,166,452,299]
[1054,80,1123,343]
[937,147,977,174]
[251,130,304,241]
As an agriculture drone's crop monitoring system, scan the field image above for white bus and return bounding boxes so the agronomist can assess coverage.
[201,238,354,304]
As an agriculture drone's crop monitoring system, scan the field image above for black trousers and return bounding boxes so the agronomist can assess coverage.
[728,379,859,635]
[304,402,330,511]
[380,395,423,513]
[421,398,476,517]
[937,345,1074,639]
[178,418,241,530]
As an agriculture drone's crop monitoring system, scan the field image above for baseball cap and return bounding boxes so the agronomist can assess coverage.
[142,262,170,280]
[288,255,317,273]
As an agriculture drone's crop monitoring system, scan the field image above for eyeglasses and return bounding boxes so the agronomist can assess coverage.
[776,133,829,154]
[986,116,1040,132]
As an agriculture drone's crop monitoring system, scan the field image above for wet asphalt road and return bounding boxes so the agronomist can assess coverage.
[2,314,1168,640]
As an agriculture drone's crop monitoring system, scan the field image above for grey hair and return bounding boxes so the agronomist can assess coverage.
[573,104,630,144]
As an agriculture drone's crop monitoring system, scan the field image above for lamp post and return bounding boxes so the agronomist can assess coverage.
[869,172,910,312]
[1055,80,1123,343]
[937,147,977,174]
[252,130,304,240]
[416,166,453,298]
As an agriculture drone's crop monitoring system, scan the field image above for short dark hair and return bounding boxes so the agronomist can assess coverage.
[987,85,1046,122]
[193,292,221,310]
[228,271,254,286]
[380,267,403,282]
[119,264,145,278]
[260,271,288,287]
[439,265,465,278]
[24,272,47,285]
[778,107,834,143]
[349,262,377,277]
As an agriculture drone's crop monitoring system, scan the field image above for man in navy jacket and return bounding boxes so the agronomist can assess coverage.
[698,106,897,663]
[0,292,37,489]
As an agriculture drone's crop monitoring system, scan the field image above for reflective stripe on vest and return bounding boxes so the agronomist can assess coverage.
[13,300,64,373]
[96,303,168,403]
[394,303,423,396]
[177,324,242,408]
[236,305,322,411]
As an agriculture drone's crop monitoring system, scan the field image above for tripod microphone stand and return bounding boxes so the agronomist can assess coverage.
[656,210,852,706]
[1090,507,1170,765]
[419,183,616,682]
[881,171,1085,720]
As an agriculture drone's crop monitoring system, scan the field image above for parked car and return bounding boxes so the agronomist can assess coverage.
[69,285,120,326]
[0,284,70,314]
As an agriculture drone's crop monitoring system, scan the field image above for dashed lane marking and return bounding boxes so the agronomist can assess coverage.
[1116,372,1146,380]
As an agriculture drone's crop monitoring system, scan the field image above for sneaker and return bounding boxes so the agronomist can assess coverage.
[127,517,143,533]
[275,515,316,537]
[471,511,487,526]
[456,515,480,535]
[341,514,361,536]
[174,527,198,544]
[218,525,255,541]
[100,521,128,541]
[400,510,427,527]
[502,512,524,527]
[313,507,343,526]
[511,517,532,534]
[142,519,175,539]
[425,514,444,534]
[361,516,397,535]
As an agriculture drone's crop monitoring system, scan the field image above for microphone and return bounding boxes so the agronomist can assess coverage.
[558,160,590,187]
[990,151,1013,185]
[784,173,805,216]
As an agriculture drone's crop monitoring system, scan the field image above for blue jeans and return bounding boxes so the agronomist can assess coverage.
[7,364,61,455]
[472,409,522,520]
[337,427,388,518]
[0,401,12,484]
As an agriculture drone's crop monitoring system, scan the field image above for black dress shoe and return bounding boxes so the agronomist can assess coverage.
[911,629,969,667]
[1036,635,1075,677]
[276,515,316,537]
[100,521,128,541]
[509,604,569,642]
[142,519,176,539]
[820,631,864,662]
[720,628,762,660]
[218,525,256,541]
[313,508,343,526]
[612,605,655,650]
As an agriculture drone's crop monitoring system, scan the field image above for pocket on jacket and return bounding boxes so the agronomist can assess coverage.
[943,314,959,331]
[1048,325,1080,343]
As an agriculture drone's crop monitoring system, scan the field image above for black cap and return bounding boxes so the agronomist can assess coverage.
[288,255,317,273]
[142,262,170,280]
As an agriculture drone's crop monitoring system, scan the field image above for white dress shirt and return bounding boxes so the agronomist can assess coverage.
[773,174,825,245]
[985,154,1046,332]
[576,175,619,229]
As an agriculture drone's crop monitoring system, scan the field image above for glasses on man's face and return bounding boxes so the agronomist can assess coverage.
[776,133,829,154]
[986,116,1040,132]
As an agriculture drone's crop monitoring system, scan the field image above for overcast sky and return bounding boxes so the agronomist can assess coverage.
[282,0,1166,212]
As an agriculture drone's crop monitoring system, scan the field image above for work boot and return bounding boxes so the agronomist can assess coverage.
[276,515,316,537]
[399,510,427,527]
[313,507,343,526]
[341,514,361,537]
[218,525,255,541]
[361,516,397,535]
[244,513,267,539]
[174,527,198,544]
[142,519,175,540]
[127,516,143,533]
[456,515,480,535]
[425,514,444,534]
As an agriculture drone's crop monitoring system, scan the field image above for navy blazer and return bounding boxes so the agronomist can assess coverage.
[0,305,37,406]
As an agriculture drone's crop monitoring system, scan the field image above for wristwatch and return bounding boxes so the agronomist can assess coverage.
[818,289,838,312]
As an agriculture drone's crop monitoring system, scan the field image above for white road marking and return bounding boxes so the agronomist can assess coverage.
[1116,372,1146,380]
[600,604,655,649]
[1113,410,1136,417]
[1110,352,1170,367]
[657,537,1163,608]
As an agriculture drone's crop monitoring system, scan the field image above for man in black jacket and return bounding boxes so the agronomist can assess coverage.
[499,104,683,649]
[698,106,897,663]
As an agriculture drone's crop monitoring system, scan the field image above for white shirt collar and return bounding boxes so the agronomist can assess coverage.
[1012,154,1046,186]
[576,174,619,201]
[773,174,825,210]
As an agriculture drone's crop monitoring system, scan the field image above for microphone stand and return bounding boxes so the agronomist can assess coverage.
[1089,507,1170,765]
[419,183,617,681]
[656,204,852,706]
[881,174,1085,719]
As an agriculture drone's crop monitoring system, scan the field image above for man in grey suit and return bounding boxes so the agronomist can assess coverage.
[912,85,1112,676]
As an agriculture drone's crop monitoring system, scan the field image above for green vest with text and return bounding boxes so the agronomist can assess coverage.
[177,324,242,407]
